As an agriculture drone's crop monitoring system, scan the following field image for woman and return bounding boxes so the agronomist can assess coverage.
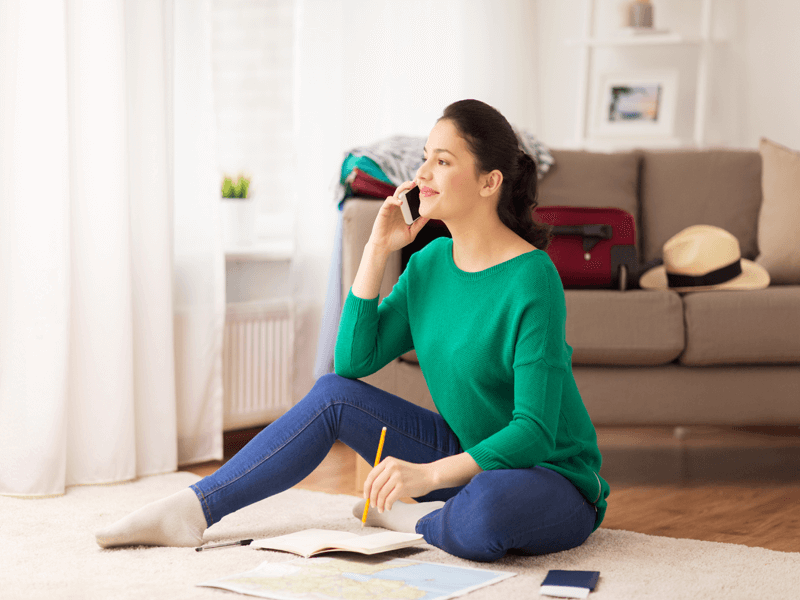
[96,99,610,562]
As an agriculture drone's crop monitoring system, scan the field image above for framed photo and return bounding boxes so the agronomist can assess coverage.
[590,71,678,139]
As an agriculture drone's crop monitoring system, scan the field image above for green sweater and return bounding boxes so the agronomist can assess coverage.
[335,237,610,530]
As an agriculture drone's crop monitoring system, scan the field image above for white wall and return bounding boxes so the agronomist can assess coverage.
[536,0,585,147]
[738,0,800,149]
[536,0,800,150]
[338,0,540,147]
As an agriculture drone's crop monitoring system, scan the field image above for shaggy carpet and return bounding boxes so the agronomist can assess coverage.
[2,471,799,599]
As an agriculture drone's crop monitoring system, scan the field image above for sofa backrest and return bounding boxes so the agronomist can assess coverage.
[639,149,762,264]
[537,147,763,265]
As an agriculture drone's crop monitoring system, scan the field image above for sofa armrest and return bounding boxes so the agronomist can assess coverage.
[341,198,403,306]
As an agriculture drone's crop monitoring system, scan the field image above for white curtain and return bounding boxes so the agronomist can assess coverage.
[171,0,225,466]
[0,0,223,497]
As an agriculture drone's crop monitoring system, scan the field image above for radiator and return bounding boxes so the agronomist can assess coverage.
[222,299,294,430]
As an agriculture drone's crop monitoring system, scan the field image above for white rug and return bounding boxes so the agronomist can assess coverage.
[2,471,799,599]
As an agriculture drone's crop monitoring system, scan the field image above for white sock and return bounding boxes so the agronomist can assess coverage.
[95,487,207,548]
[352,499,444,533]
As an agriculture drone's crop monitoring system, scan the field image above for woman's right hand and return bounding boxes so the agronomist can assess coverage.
[367,181,429,255]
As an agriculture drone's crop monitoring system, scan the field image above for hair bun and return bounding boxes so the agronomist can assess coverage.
[517,149,534,166]
[517,150,537,175]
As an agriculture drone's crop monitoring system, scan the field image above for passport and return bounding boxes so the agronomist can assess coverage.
[540,569,600,598]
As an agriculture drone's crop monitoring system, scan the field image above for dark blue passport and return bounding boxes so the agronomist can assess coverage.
[540,570,600,598]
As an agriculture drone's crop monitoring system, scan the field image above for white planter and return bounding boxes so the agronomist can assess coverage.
[221,197,257,248]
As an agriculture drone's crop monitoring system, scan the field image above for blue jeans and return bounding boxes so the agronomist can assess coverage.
[191,373,596,562]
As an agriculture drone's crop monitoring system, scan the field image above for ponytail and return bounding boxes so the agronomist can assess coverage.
[498,151,553,251]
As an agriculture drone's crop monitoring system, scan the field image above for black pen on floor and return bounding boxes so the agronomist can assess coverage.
[195,539,253,552]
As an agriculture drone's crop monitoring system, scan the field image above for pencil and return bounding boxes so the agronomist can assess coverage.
[361,426,387,528]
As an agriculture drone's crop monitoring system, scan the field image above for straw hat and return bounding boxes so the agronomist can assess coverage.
[639,225,770,292]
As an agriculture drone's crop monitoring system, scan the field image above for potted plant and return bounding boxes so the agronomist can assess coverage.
[221,174,250,199]
[220,173,255,247]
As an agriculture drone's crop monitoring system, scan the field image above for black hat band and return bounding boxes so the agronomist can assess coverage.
[666,259,742,288]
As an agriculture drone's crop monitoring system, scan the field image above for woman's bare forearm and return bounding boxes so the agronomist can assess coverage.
[351,242,391,300]
[428,452,483,489]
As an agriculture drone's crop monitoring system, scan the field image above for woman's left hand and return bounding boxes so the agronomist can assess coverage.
[363,457,436,513]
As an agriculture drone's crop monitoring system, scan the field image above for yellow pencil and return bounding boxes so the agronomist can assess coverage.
[361,426,387,528]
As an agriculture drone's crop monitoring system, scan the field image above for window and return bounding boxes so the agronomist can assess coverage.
[211,0,295,240]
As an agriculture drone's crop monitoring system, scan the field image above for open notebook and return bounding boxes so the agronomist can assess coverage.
[251,529,425,559]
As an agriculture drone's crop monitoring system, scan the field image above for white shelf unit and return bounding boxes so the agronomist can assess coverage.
[224,239,294,263]
[570,0,715,150]
[569,34,698,47]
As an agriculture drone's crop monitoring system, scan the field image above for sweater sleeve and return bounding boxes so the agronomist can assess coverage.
[466,261,570,470]
[467,359,565,469]
[334,277,414,379]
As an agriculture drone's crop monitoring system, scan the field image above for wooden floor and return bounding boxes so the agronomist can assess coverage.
[183,425,800,553]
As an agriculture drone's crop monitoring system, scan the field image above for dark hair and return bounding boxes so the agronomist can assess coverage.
[439,99,553,250]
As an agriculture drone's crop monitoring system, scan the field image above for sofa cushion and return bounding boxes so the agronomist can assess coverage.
[640,149,762,264]
[678,286,800,366]
[755,138,800,284]
[564,290,684,366]
[538,149,640,215]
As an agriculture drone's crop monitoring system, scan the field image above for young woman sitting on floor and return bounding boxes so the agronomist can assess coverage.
[96,99,610,562]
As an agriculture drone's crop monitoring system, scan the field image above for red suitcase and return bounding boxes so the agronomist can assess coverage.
[533,206,637,290]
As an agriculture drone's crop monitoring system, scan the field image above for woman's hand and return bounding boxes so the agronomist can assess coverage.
[363,457,436,513]
[363,452,483,513]
[367,181,429,255]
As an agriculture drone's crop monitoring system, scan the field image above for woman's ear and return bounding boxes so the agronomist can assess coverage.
[479,169,503,197]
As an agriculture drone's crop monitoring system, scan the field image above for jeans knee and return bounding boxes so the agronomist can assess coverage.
[308,373,354,404]
[300,373,368,427]
[433,488,510,562]
[314,372,348,390]
[456,515,507,562]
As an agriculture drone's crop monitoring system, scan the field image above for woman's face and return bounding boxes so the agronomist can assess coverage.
[415,119,487,222]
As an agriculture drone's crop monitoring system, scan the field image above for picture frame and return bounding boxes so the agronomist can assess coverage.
[590,70,679,139]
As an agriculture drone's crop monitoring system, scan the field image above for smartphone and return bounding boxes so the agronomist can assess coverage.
[399,186,421,226]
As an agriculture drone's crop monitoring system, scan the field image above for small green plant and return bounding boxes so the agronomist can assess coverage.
[221,174,251,199]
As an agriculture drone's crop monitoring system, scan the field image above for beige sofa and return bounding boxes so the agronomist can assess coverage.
[340,147,800,426]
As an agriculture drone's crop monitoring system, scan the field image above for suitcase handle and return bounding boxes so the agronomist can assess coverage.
[551,224,613,252]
